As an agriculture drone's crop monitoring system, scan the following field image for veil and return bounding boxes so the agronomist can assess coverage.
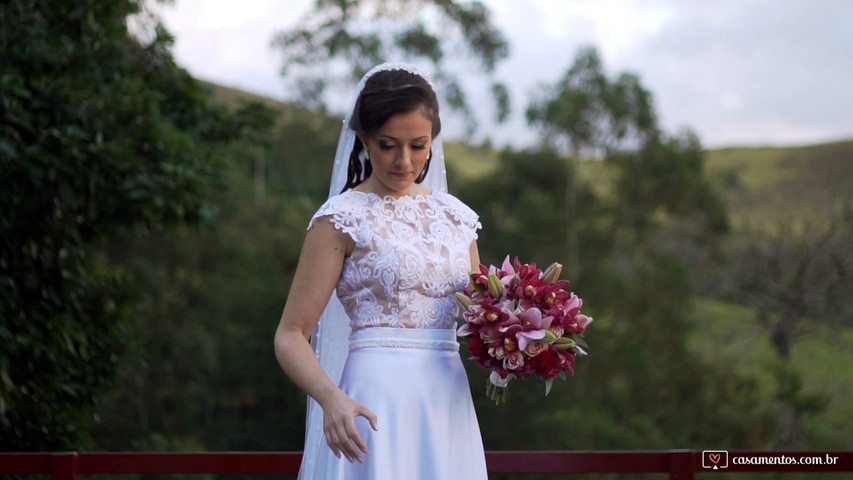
[298,62,448,479]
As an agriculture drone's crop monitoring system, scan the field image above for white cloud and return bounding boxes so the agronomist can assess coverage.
[721,93,743,111]
[152,0,853,148]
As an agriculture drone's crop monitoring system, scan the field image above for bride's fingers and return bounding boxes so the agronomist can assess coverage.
[326,422,357,462]
[344,418,368,457]
[361,407,379,432]
[323,425,344,460]
[348,403,379,454]
[321,396,376,462]
[329,417,362,462]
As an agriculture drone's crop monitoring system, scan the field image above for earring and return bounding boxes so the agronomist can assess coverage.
[416,150,432,183]
[358,147,369,163]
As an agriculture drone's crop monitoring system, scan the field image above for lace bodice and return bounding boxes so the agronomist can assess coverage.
[309,189,481,330]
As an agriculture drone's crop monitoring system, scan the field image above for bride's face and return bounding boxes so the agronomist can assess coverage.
[360,109,433,197]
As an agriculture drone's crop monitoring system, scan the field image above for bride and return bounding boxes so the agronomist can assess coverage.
[273,63,489,479]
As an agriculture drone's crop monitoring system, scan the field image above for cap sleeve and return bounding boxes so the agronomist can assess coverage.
[434,191,482,243]
[307,192,370,246]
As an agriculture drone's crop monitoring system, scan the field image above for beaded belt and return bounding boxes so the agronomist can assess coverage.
[349,327,459,352]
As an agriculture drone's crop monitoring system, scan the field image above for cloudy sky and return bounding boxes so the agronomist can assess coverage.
[150,0,853,149]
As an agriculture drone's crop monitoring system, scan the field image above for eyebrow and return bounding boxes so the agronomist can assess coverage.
[378,135,430,142]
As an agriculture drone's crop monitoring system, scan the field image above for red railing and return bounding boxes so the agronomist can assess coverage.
[1,450,851,479]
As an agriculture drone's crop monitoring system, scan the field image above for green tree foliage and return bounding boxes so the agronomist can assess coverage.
[525,46,728,272]
[525,46,662,276]
[526,46,657,157]
[89,103,339,452]
[608,130,728,237]
[272,0,511,128]
[0,0,269,449]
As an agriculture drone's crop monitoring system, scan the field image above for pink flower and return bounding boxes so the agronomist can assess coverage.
[548,324,564,338]
[563,293,582,316]
[488,342,507,360]
[479,322,503,343]
[513,307,552,351]
[503,351,524,370]
[576,314,593,332]
[564,312,594,334]
[524,340,548,357]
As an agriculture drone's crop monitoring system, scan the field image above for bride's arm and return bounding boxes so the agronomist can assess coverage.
[274,219,377,463]
[469,240,481,270]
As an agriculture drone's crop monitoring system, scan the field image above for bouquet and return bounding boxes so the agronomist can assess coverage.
[456,256,592,403]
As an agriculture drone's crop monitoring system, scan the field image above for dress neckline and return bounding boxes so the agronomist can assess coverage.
[349,188,437,203]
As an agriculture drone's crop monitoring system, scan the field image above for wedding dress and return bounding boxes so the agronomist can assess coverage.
[301,188,488,480]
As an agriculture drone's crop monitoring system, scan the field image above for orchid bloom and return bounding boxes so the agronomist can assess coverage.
[576,314,593,330]
[563,293,582,316]
[512,307,553,351]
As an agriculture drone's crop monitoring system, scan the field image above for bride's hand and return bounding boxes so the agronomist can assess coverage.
[319,390,378,463]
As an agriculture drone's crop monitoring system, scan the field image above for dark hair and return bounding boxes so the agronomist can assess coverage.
[342,69,441,192]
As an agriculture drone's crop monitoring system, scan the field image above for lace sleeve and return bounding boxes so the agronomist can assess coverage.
[435,191,482,244]
[307,193,369,246]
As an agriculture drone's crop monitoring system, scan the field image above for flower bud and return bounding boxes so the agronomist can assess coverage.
[541,262,563,284]
[487,272,503,299]
[554,337,577,351]
[455,291,474,310]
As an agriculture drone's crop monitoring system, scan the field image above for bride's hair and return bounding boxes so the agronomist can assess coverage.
[343,69,441,192]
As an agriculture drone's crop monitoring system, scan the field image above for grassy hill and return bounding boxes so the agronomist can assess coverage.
[705,140,853,224]
[201,79,853,220]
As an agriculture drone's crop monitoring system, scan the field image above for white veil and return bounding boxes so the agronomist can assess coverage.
[298,62,448,479]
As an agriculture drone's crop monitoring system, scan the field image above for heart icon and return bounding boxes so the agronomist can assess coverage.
[709,453,720,464]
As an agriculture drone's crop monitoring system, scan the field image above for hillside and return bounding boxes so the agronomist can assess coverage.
[705,140,853,223]
[201,79,853,211]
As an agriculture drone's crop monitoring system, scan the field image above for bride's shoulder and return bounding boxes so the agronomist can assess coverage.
[431,190,479,224]
[430,189,472,210]
[317,190,373,211]
[308,190,373,230]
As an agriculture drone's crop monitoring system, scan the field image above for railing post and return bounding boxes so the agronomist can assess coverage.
[50,452,78,480]
[668,450,695,480]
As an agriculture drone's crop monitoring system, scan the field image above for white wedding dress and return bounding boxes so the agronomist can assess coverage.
[301,188,488,480]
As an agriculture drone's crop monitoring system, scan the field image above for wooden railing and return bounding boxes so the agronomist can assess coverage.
[1,450,851,479]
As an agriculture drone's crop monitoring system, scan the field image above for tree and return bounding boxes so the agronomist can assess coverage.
[526,46,659,275]
[272,0,511,130]
[0,0,267,449]
[88,104,339,452]
[719,209,853,447]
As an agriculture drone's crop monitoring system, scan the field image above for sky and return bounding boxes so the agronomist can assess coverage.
[148,0,853,149]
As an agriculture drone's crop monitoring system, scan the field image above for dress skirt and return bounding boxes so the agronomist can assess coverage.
[310,327,488,480]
